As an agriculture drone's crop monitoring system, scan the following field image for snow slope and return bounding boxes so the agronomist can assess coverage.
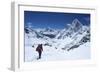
[25,41,90,62]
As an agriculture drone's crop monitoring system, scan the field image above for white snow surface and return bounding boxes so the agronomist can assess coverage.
[25,37,90,62]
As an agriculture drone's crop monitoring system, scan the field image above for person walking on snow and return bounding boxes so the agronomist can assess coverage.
[35,44,43,59]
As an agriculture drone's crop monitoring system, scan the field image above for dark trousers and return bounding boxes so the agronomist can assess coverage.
[38,51,42,59]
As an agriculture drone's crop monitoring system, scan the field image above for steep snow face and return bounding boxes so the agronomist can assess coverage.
[71,19,83,32]
[55,28,67,39]
[55,19,83,39]
[60,19,90,51]
[24,19,90,62]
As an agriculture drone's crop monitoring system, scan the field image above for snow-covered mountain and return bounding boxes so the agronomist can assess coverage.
[56,19,84,39]
[25,19,90,51]
[55,19,90,51]
[25,26,59,39]
[24,18,90,62]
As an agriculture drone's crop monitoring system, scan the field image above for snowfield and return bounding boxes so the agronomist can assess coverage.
[24,19,91,62]
[25,39,90,62]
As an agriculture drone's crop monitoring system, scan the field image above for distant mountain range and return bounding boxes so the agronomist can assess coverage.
[25,19,90,51]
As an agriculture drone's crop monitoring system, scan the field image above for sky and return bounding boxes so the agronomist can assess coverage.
[24,11,90,29]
